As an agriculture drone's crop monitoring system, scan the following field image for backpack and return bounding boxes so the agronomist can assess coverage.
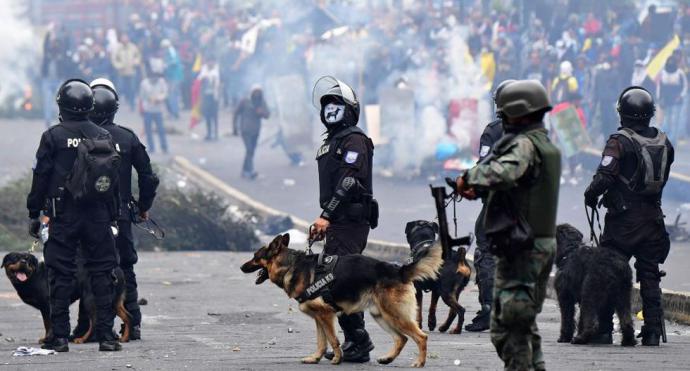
[616,128,670,195]
[65,130,121,203]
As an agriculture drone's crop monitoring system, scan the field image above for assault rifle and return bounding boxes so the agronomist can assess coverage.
[430,182,473,260]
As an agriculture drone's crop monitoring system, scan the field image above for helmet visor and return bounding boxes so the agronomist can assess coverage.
[312,76,357,110]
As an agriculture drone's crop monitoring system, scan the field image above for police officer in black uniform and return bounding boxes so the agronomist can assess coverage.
[465,79,514,332]
[27,79,122,352]
[584,86,674,346]
[310,76,376,363]
[89,78,159,340]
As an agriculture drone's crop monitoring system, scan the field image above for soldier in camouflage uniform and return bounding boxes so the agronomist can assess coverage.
[453,80,561,371]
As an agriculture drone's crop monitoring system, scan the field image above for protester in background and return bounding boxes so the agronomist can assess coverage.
[161,39,183,120]
[234,87,269,179]
[139,66,169,154]
[199,57,221,141]
[657,55,688,143]
[112,34,141,111]
[40,28,68,127]
[551,60,578,105]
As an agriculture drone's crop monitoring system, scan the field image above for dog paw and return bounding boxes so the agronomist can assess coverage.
[571,336,588,345]
[438,324,450,333]
[450,327,462,335]
[301,356,320,364]
[411,360,425,368]
[72,337,86,344]
[557,336,572,343]
[377,356,394,365]
[428,317,436,331]
[330,356,342,365]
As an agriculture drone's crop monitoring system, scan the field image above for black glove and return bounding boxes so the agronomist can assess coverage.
[28,218,41,238]
[584,192,599,208]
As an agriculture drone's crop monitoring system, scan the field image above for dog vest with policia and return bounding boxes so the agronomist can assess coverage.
[296,253,340,310]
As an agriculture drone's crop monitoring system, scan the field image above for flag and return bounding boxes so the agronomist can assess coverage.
[646,35,680,79]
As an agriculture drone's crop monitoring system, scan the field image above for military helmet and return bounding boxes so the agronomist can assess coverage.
[496,79,552,119]
[89,78,119,118]
[493,79,516,104]
[617,86,655,120]
[56,79,95,114]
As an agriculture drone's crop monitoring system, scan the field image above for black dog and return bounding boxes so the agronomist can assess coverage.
[406,221,471,334]
[554,224,636,346]
[2,252,132,344]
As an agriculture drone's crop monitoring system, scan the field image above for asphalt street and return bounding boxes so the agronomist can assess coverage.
[1,251,690,371]
[2,110,690,291]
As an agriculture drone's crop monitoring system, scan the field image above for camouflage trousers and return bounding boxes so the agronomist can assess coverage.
[490,238,555,371]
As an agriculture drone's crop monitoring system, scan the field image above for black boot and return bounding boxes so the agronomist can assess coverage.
[42,337,69,352]
[324,314,355,361]
[121,324,141,340]
[638,325,661,346]
[465,305,491,332]
[343,328,374,363]
[99,339,122,351]
[589,332,613,345]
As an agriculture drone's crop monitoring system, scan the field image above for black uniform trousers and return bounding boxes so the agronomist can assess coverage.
[44,204,118,340]
[474,204,496,307]
[324,222,370,344]
[599,205,670,332]
[116,220,141,327]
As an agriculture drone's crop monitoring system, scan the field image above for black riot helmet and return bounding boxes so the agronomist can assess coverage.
[312,76,360,129]
[617,86,655,125]
[89,78,119,125]
[56,79,94,117]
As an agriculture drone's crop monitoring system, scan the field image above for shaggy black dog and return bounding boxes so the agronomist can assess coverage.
[554,224,636,346]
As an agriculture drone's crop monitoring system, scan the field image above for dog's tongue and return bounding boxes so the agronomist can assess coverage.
[15,272,27,282]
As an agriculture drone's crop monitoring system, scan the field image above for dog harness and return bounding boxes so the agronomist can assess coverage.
[296,253,341,311]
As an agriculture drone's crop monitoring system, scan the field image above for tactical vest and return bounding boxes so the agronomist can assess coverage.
[512,129,561,238]
[615,128,669,196]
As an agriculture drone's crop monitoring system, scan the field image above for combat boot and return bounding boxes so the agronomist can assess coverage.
[121,324,141,340]
[589,332,613,345]
[41,337,69,352]
[465,306,491,332]
[342,329,374,363]
[638,325,660,346]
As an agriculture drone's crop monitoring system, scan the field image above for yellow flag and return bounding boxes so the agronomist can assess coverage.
[646,35,681,79]
[192,53,202,73]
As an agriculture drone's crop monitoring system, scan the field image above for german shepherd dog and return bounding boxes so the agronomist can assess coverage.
[2,252,132,344]
[406,221,471,334]
[240,233,442,367]
[554,224,636,346]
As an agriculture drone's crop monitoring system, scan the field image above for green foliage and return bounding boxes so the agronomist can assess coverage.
[0,172,258,252]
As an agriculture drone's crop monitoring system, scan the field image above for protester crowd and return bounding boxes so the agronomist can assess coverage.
[38,1,690,169]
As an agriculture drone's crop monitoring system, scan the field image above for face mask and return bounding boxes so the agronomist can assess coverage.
[322,103,345,124]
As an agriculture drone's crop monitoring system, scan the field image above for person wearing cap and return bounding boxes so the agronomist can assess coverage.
[309,76,376,363]
[464,79,514,333]
[452,80,561,371]
[584,86,674,346]
[89,78,159,341]
[26,79,122,352]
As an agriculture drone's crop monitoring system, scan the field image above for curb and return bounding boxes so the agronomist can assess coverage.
[171,156,690,325]
[171,156,409,261]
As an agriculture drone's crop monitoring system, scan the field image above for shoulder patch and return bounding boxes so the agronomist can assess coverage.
[479,145,491,157]
[344,151,359,164]
[601,156,613,167]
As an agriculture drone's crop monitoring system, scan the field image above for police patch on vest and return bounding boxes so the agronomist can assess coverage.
[305,273,334,296]
[344,151,359,164]
[95,176,111,193]
[601,156,613,167]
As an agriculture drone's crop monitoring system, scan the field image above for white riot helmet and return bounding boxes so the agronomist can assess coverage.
[312,76,360,127]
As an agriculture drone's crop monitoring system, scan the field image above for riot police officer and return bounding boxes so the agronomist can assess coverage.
[310,76,376,363]
[465,79,514,332]
[584,86,673,346]
[27,79,122,352]
[453,80,561,371]
[90,78,159,340]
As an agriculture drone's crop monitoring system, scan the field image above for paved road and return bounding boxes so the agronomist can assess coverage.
[2,111,690,291]
[1,251,689,371]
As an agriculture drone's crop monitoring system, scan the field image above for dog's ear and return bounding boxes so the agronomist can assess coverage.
[280,233,290,247]
[1,254,8,268]
[431,222,439,234]
[28,254,39,268]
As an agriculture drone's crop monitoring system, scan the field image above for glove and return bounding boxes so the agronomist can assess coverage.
[28,218,41,238]
[584,192,599,208]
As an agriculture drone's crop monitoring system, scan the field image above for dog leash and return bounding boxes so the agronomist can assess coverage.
[306,224,317,255]
[29,240,38,253]
[585,202,602,247]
